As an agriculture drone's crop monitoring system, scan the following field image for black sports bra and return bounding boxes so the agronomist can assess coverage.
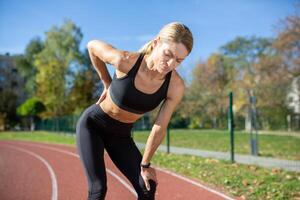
[109,52,172,114]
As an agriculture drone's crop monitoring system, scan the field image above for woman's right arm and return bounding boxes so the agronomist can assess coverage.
[87,40,126,88]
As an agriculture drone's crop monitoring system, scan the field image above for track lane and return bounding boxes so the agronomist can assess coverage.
[0,145,53,200]
[0,140,135,200]
[1,140,237,200]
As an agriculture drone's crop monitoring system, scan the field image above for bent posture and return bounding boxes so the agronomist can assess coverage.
[76,22,193,200]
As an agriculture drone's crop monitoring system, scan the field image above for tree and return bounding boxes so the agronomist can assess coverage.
[273,6,300,77]
[220,36,278,130]
[183,54,236,129]
[34,19,83,118]
[273,5,300,126]
[15,37,44,96]
[0,90,17,130]
[254,54,292,129]
[0,53,25,130]
[185,35,291,130]
[17,98,45,130]
[68,49,102,114]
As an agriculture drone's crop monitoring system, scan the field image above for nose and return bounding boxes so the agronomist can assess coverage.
[167,58,175,67]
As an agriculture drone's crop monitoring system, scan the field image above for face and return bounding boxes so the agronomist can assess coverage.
[150,37,189,74]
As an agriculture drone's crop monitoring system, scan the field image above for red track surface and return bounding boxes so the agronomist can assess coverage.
[0,140,237,200]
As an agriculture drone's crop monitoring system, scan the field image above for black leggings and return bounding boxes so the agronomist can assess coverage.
[76,104,156,200]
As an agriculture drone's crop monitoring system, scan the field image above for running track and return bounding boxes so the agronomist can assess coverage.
[0,140,238,200]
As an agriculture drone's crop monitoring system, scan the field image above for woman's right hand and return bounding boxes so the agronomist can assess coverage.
[96,87,108,105]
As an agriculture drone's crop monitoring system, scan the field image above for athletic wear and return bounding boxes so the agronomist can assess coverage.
[75,52,174,199]
[109,53,172,114]
[76,104,157,200]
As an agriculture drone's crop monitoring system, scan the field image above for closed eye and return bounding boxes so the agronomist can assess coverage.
[165,50,184,63]
[164,51,171,57]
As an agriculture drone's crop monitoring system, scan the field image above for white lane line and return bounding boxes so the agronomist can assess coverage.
[3,144,58,200]
[154,167,236,200]
[13,141,137,198]
[8,141,235,200]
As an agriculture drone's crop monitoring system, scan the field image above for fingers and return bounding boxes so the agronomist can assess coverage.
[144,178,151,191]
[141,167,158,191]
[99,95,105,102]
[142,174,153,191]
[96,92,107,104]
[149,168,157,183]
[145,178,158,190]
[96,97,102,105]
[148,172,157,183]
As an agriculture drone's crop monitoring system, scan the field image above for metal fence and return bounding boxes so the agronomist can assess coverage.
[35,113,151,133]
[35,108,300,173]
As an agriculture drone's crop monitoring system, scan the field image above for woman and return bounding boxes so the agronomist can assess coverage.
[76,22,193,200]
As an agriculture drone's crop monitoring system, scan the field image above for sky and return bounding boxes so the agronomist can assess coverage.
[0,0,298,81]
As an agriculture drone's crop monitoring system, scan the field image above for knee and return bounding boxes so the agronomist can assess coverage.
[88,183,107,200]
[138,178,157,200]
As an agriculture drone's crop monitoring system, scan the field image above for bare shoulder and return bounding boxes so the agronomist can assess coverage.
[87,40,140,74]
[116,51,141,74]
[167,70,186,101]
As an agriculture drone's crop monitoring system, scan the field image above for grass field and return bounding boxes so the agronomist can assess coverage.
[0,131,299,200]
[133,129,300,161]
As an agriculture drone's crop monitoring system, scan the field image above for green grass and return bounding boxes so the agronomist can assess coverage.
[1,131,300,200]
[150,151,300,200]
[133,129,300,161]
[0,131,76,145]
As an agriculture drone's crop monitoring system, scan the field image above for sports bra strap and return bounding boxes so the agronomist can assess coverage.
[130,52,145,76]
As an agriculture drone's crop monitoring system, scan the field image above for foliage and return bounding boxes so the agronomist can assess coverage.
[17,98,45,117]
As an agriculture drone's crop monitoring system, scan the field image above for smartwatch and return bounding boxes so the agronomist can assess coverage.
[140,162,151,169]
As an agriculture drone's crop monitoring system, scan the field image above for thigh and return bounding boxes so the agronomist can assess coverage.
[104,136,156,198]
[104,136,142,184]
[76,114,107,193]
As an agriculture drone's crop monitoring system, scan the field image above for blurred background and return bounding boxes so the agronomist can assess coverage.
[1,0,300,199]
[1,0,300,151]
[1,0,299,132]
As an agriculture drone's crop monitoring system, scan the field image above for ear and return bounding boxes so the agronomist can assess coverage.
[152,36,161,48]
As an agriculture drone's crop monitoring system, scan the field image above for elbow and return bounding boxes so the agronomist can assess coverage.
[87,40,97,50]
[152,124,167,135]
[87,39,104,50]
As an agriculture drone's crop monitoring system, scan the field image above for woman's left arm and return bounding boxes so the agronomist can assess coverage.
[141,76,185,165]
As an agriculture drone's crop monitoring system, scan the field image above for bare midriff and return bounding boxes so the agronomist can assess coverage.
[98,87,144,124]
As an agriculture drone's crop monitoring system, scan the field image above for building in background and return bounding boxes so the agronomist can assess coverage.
[0,53,26,130]
[286,77,300,131]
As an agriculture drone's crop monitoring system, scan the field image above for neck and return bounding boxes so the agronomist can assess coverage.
[142,54,166,80]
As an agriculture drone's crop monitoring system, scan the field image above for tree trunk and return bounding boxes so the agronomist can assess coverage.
[30,116,35,131]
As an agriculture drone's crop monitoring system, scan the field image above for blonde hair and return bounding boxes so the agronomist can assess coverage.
[138,22,193,55]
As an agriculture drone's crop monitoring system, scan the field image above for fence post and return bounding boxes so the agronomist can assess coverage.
[166,127,170,154]
[229,92,235,163]
[249,95,259,156]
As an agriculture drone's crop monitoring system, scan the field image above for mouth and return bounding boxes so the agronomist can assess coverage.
[161,64,168,71]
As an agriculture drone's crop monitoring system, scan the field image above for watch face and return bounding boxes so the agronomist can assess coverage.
[141,163,151,168]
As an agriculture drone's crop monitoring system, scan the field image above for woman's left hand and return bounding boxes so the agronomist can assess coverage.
[96,87,108,105]
[140,167,157,191]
